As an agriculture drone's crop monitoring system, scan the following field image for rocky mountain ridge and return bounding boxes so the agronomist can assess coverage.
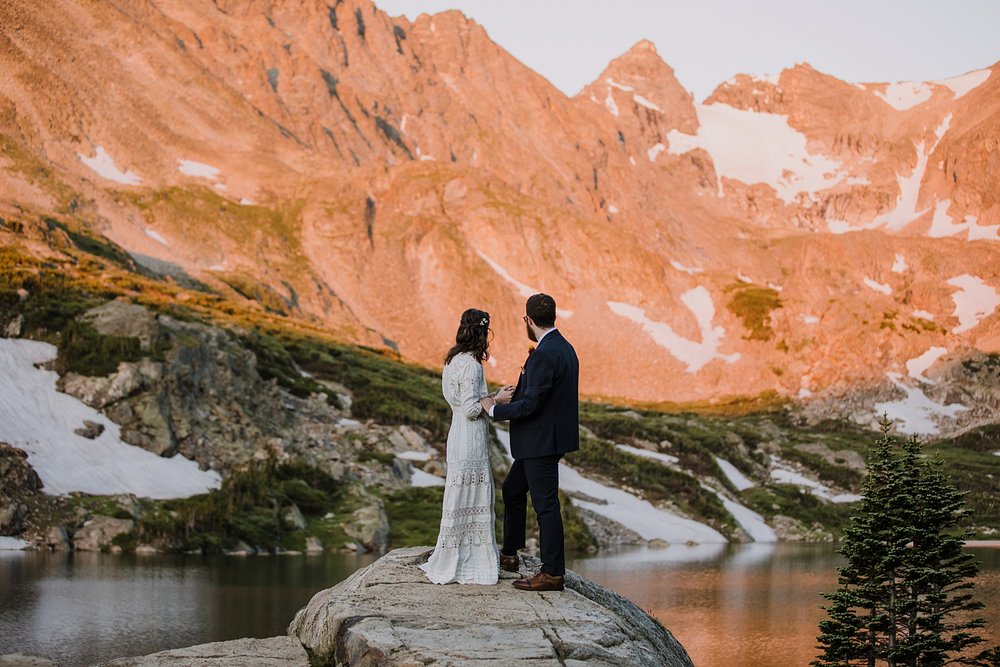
[1,0,998,431]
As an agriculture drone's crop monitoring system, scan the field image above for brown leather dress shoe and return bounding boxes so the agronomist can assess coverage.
[499,552,520,572]
[512,572,564,591]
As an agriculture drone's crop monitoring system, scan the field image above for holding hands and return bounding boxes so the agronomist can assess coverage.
[480,384,515,415]
[494,385,515,404]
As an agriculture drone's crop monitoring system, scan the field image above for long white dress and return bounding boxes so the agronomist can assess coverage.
[420,352,499,585]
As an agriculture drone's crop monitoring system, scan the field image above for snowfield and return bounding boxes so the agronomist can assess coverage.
[409,468,445,487]
[928,200,1000,241]
[715,457,754,491]
[873,372,967,435]
[864,278,892,295]
[831,115,951,234]
[936,69,991,99]
[906,347,947,384]
[707,487,776,542]
[616,444,678,465]
[177,159,220,180]
[0,338,221,499]
[78,147,142,185]
[493,427,726,545]
[0,537,30,550]
[875,81,933,110]
[666,103,854,203]
[769,456,861,503]
[947,275,1000,333]
[608,287,740,373]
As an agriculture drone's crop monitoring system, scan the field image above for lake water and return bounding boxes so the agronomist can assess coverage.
[1,544,997,666]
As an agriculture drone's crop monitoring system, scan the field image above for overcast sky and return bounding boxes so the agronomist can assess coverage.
[376,0,1000,101]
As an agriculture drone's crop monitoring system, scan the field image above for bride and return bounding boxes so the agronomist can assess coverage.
[420,308,513,585]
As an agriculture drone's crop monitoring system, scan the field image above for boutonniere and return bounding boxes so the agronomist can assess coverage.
[520,346,535,374]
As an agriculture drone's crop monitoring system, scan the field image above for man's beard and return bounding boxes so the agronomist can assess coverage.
[526,321,537,342]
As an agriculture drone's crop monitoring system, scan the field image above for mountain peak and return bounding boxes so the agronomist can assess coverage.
[626,39,659,55]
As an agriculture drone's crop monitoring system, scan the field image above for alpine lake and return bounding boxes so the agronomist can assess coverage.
[1,543,998,666]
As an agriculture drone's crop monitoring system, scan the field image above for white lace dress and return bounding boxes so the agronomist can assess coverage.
[420,352,499,585]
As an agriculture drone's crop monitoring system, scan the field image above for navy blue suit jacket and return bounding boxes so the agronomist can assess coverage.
[492,329,579,460]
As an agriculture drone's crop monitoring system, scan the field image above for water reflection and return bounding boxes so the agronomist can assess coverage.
[0,545,996,667]
[569,543,1000,667]
[0,552,375,666]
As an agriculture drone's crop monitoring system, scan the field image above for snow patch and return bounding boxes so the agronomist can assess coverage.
[928,200,1000,240]
[0,338,221,499]
[876,81,933,110]
[737,273,753,284]
[562,465,727,544]
[864,278,892,295]
[670,260,703,275]
[912,310,935,320]
[799,314,819,325]
[647,143,666,162]
[239,198,255,206]
[178,159,220,180]
[715,457,754,491]
[874,372,967,435]
[0,537,30,551]
[145,229,169,246]
[616,444,679,465]
[833,115,951,233]
[936,69,991,99]
[477,252,573,319]
[410,468,445,487]
[633,94,662,112]
[605,93,619,118]
[608,204,619,214]
[607,287,741,373]
[397,450,431,462]
[605,78,634,92]
[78,147,143,185]
[892,254,908,273]
[906,347,947,384]
[495,426,725,545]
[947,275,1000,333]
[667,103,854,204]
[710,488,776,542]
[769,456,861,503]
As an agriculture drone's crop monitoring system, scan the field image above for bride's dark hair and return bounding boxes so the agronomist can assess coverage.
[445,308,492,366]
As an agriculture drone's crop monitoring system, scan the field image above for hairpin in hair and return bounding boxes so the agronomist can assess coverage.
[480,317,489,327]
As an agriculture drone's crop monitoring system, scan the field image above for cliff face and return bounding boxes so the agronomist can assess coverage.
[1,0,998,427]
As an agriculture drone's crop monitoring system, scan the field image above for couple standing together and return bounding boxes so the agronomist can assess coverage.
[420,293,579,592]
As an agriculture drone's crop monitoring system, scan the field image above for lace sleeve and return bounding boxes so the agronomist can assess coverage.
[455,357,484,420]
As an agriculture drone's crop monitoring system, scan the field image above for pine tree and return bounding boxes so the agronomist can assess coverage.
[813,419,990,666]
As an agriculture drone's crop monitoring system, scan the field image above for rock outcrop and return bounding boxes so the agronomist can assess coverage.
[97,637,309,667]
[0,442,43,535]
[72,515,134,552]
[289,547,694,666]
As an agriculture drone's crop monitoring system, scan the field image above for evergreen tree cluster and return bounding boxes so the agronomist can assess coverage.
[814,418,996,666]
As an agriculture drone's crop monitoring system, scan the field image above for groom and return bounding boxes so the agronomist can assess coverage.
[480,293,579,592]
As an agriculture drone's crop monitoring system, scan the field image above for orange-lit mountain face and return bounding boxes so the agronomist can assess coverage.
[1,0,998,434]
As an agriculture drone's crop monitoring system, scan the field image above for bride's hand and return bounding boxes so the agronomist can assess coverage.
[494,385,515,405]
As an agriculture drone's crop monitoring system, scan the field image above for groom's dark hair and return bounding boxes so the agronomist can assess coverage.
[526,293,556,328]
